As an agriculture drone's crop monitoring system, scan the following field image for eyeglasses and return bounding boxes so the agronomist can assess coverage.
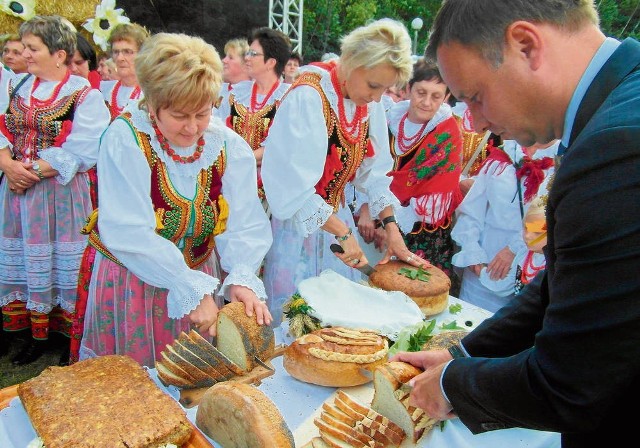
[111,48,136,58]
[245,49,264,58]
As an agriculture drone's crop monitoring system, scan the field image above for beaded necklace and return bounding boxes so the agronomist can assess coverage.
[110,81,141,119]
[396,111,428,152]
[151,119,205,164]
[250,80,280,112]
[30,69,71,107]
[330,67,366,144]
[521,250,545,284]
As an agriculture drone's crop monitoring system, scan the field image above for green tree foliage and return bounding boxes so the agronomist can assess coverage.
[301,0,639,62]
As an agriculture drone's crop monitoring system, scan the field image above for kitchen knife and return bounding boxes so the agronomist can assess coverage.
[330,243,376,277]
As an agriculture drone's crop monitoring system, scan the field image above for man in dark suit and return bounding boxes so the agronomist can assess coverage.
[391,1,640,446]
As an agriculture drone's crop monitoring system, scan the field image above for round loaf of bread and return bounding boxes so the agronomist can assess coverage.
[368,260,450,316]
[196,382,294,448]
[217,301,275,372]
[283,327,389,387]
[422,330,468,351]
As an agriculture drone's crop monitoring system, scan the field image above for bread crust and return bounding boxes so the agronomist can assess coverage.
[368,260,450,316]
[18,355,192,448]
[283,327,388,387]
[195,382,294,448]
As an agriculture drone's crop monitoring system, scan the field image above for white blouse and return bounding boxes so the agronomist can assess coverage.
[97,103,272,318]
[1,73,110,184]
[261,65,399,237]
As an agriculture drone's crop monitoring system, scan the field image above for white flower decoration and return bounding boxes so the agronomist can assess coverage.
[83,0,130,52]
[0,0,36,20]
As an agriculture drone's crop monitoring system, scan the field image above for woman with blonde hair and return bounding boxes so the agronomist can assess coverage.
[0,15,110,365]
[75,33,272,367]
[261,18,426,326]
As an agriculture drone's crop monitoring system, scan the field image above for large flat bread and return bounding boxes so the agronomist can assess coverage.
[17,355,192,448]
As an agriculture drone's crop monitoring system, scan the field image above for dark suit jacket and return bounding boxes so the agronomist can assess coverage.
[444,38,640,447]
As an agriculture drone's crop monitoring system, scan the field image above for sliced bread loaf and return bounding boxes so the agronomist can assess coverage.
[216,302,275,372]
[188,329,245,376]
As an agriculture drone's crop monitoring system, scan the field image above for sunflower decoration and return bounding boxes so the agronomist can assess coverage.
[283,293,322,338]
[0,0,36,20]
[82,0,130,52]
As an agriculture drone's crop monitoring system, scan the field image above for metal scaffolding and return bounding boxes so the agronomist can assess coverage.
[269,0,304,54]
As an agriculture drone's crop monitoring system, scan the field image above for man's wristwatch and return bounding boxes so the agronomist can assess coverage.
[447,343,467,359]
[32,162,44,180]
[381,215,397,228]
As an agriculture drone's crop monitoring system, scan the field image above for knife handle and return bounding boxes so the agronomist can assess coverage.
[330,243,344,254]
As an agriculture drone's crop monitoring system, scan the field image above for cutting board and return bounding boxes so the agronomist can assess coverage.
[178,344,286,408]
[0,384,213,448]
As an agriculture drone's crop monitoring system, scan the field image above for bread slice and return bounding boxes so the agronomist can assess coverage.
[176,332,235,381]
[319,430,369,448]
[216,302,275,372]
[321,403,401,447]
[315,415,385,448]
[163,344,216,387]
[311,437,331,448]
[371,361,434,443]
[336,390,405,438]
[171,336,226,381]
[188,330,245,376]
[196,382,294,447]
[159,351,199,383]
[155,360,198,389]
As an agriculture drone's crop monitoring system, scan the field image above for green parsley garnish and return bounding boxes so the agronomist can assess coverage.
[440,321,466,331]
[407,319,436,351]
[449,303,463,314]
[398,266,432,282]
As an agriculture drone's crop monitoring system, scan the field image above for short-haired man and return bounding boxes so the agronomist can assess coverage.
[392,1,640,446]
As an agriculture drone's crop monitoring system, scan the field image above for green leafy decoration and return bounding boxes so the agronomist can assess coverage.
[407,319,437,352]
[448,303,463,314]
[398,266,432,282]
[440,321,466,331]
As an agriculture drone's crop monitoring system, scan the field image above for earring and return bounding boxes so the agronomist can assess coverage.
[56,62,60,68]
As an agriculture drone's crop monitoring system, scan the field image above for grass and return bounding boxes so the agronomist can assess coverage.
[0,331,68,389]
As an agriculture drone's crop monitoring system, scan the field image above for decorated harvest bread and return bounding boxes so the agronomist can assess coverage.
[371,361,438,443]
[283,327,389,387]
[196,382,294,448]
[368,260,450,316]
[18,355,192,448]
[217,301,276,371]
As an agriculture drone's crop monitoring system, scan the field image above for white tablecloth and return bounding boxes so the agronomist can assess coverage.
[0,297,560,448]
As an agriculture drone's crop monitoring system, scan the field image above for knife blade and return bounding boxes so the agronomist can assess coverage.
[253,356,274,371]
[330,243,377,277]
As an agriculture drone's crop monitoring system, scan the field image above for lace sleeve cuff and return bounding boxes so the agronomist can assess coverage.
[220,263,267,301]
[294,194,333,237]
[38,148,80,185]
[166,270,220,319]
[367,182,402,219]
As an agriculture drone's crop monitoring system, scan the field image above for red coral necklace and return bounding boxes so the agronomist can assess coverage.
[151,119,204,164]
[521,250,545,284]
[330,67,366,144]
[110,81,141,119]
[250,80,280,112]
[397,112,428,152]
[30,70,71,107]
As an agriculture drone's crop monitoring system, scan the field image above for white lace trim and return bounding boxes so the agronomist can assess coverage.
[0,238,87,292]
[296,195,334,237]
[38,147,79,185]
[0,291,76,314]
[166,270,220,319]
[124,102,225,178]
[366,181,401,218]
[299,65,371,124]
[220,263,267,301]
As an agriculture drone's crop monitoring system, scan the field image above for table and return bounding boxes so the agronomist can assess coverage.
[0,296,561,448]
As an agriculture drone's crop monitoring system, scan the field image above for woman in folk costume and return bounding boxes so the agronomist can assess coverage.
[77,33,272,367]
[385,59,463,293]
[0,15,110,365]
[479,193,551,297]
[261,18,426,327]
[451,139,558,312]
[217,27,291,204]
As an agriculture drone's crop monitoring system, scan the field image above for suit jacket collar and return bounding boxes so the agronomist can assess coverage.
[569,38,640,147]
